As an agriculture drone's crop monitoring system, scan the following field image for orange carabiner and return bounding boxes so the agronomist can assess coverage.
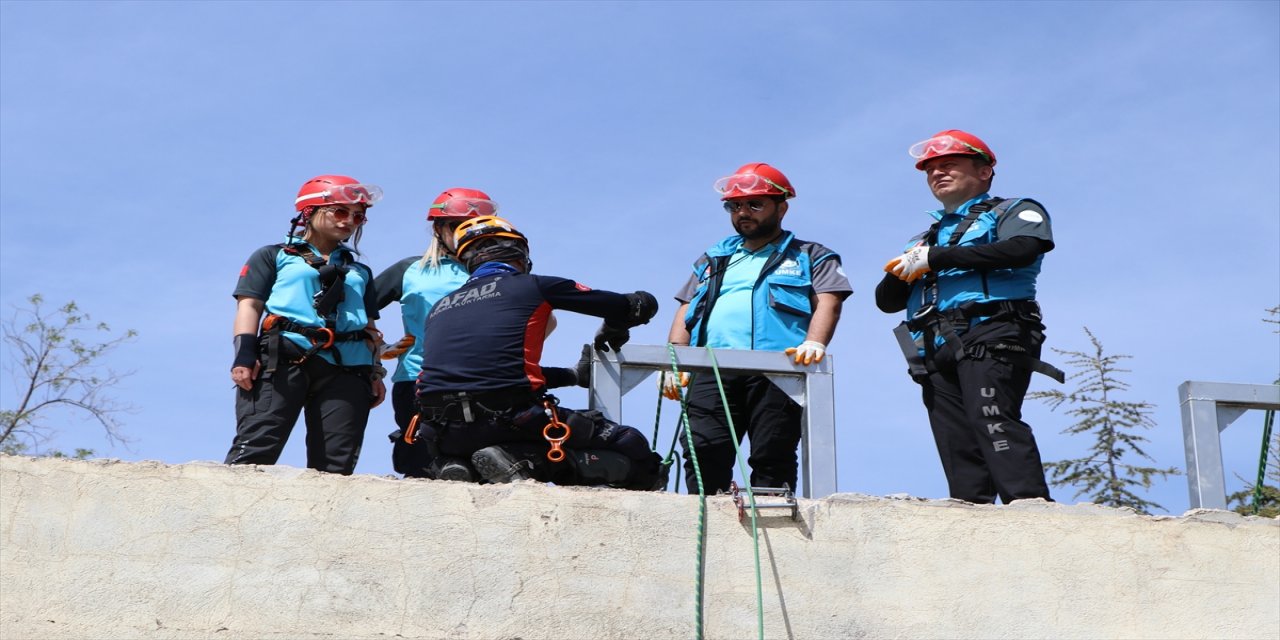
[404,414,418,445]
[312,327,335,349]
[541,400,571,463]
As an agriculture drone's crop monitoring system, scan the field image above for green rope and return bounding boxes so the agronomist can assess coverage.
[704,346,766,640]
[1252,408,1275,515]
[668,343,707,640]
[651,372,685,493]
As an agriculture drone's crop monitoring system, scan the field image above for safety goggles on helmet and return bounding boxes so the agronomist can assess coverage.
[713,173,793,198]
[296,184,384,208]
[908,135,991,164]
[428,197,499,219]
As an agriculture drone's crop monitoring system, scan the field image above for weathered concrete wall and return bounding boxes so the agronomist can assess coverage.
[1,455,1276,640]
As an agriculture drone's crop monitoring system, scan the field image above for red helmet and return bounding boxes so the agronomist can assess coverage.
[295,175,383,212]
[427,188,499,221]
[713,163,795,200]
[909,130,996,170]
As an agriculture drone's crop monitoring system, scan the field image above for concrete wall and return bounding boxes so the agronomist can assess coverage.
[1,455,1276,640]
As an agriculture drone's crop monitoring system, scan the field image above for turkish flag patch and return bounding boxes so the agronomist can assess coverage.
[240,264,249,277]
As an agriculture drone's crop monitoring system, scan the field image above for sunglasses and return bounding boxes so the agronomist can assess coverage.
[324,207,367,225]
[723,199,771,214]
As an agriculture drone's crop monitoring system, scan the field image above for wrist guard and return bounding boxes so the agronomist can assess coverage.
[232,333,258,370]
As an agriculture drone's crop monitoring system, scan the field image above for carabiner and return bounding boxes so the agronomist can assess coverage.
[541,400,571,463]
[404,414,418,445]
[311,327,336,349]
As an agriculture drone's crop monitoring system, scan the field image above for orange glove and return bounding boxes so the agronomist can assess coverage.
[378,335,415,360]
[785,341,826,366]
[884,245,932,283]
[660,371,690,400]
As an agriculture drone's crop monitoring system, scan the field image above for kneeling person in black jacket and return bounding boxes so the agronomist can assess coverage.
[407,215,665,489]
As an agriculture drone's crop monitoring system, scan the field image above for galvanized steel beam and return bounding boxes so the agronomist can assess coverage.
[1178,381,1280,510]
[587,344,838,498]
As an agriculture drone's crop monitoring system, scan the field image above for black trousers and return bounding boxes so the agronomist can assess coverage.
[680,373,803,494]
[919,340,1051,504]
[391,380,417,431]
[227,353,372,475]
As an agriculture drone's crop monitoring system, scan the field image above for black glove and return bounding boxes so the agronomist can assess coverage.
[574,343,592,388]
[594,323,630,352]
[625,291,659,326]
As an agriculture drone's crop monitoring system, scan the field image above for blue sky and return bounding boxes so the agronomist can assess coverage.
[1,1,1276,513]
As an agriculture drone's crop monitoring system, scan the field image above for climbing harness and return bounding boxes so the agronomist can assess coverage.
[260,313,368,371]
[891,197,1064,383]
[258,241,365,372]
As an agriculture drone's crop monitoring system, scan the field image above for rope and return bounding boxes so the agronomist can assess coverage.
[705,346,766,640]
[1252,408,1275,515]
[668,343,707,640]
[651,369,685,492]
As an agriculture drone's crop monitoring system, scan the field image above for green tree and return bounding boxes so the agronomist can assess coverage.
[1030,327,1179,514]
[1,294,137,455]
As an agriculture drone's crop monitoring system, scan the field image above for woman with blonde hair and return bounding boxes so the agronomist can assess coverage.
[227,174,385,475]
[373,188,498,477]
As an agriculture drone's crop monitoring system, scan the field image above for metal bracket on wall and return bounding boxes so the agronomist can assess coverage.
[1178,380,1280,509]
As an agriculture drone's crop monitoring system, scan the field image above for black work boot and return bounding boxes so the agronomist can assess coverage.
[431,456,477,482]
[471,446,535,483]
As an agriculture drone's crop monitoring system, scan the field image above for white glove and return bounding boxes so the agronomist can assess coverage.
[785,340,827,366]
[884,245,931,283]
[660,371,690,400]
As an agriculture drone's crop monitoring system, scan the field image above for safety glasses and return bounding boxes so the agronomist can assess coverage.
[428,197,499,218]
[723,199,771,214]
[908,135,991,163]
[713,173,792,198]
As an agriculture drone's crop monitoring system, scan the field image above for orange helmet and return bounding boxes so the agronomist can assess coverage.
[453,215,529,269]
[909,130,996,170]
[713,163,795,200]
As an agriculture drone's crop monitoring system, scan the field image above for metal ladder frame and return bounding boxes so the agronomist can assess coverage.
[586,344,837,498]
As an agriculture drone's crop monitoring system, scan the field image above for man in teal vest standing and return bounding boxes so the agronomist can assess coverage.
[664,162,852,494]
[877,130,1062,504]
